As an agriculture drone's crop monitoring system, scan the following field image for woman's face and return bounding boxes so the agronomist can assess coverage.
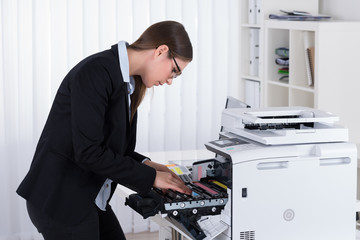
[141,46,189,88]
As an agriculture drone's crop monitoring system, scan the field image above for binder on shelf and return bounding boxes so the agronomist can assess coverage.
[249,55,259,77]
[279,75,289,83]
[255,0,262,25]
[248,0,256,24]
[275,47,289,58]
[248,0,262,25]
[278,68,289,75]
[275,47,289,83]
[245,79,260,108]
[269,13,331,21]
[306,47,315,86]
[275,57,289,66]
[249,29,260,76]
[303,31,315,86]
[280,10,311,16]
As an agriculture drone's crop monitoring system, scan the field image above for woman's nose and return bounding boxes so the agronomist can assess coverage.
[166,78,173,85]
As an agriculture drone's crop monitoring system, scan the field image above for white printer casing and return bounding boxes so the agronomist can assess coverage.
[203,107,357,240]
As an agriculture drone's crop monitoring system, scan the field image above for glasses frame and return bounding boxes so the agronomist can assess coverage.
[170,50,182,78]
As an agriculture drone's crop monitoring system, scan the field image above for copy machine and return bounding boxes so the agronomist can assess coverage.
[126,106,357,240]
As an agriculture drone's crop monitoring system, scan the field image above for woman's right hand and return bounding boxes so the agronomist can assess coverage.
[153,171,192,195]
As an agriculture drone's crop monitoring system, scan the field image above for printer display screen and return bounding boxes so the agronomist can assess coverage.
[217,139,233,145]
[211,138,248,148]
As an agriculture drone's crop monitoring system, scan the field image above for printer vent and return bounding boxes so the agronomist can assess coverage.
[240,231,255,240]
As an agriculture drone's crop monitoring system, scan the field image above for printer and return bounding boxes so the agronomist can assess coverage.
[126,106,357,240]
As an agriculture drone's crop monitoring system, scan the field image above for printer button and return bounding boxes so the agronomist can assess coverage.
[242,188,247,198]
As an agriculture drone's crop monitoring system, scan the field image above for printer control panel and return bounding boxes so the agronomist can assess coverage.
[205,137,256,159]
[209,138,248,148]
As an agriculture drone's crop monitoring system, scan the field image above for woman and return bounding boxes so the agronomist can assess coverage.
[17,20,193,240]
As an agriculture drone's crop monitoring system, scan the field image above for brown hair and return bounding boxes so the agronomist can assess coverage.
[128,21,193,122]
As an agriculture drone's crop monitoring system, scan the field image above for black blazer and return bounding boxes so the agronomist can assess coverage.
[17,44,156,225]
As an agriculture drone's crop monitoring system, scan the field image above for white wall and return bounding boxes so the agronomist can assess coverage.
[320,0,360,20]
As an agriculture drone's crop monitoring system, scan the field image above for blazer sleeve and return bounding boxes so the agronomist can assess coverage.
[70,59,156,195]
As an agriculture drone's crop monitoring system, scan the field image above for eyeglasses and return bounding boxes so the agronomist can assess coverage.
[170,52,182,78]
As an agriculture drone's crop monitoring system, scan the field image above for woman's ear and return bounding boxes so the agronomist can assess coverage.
[155,45,169,57]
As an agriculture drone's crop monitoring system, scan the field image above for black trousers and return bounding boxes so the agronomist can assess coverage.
[26,201,126,240]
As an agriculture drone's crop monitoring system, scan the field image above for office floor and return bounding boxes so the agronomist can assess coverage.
[125,231,159,240]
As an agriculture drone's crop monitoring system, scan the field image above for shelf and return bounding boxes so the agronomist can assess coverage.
[265,22,317,109]
[266,28,289,85]
[265,20,360,32]
[267,80,289,88]
[242,75,261,82]
[289,84,314,93]
[268,81,314,92]
[239,0,321,106]
[265,20,319,31]
[241,24,261,29]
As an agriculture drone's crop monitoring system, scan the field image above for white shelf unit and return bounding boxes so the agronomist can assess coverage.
[263,20,360,148]
[264,24,315,107]
[239,0,319,107]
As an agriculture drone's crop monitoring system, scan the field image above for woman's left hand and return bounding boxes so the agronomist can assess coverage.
[144,160,191,194]
[144,160,180,180]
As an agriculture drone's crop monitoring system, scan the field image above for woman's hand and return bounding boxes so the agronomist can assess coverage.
[144,160,192,195]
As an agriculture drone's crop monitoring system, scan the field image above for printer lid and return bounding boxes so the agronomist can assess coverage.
[224,106,338,125]
[221,106,348,145]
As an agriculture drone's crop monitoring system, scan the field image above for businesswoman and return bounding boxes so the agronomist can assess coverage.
[17,21,193,240]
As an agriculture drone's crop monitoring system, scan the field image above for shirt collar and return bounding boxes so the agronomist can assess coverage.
[117,41,135,94]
